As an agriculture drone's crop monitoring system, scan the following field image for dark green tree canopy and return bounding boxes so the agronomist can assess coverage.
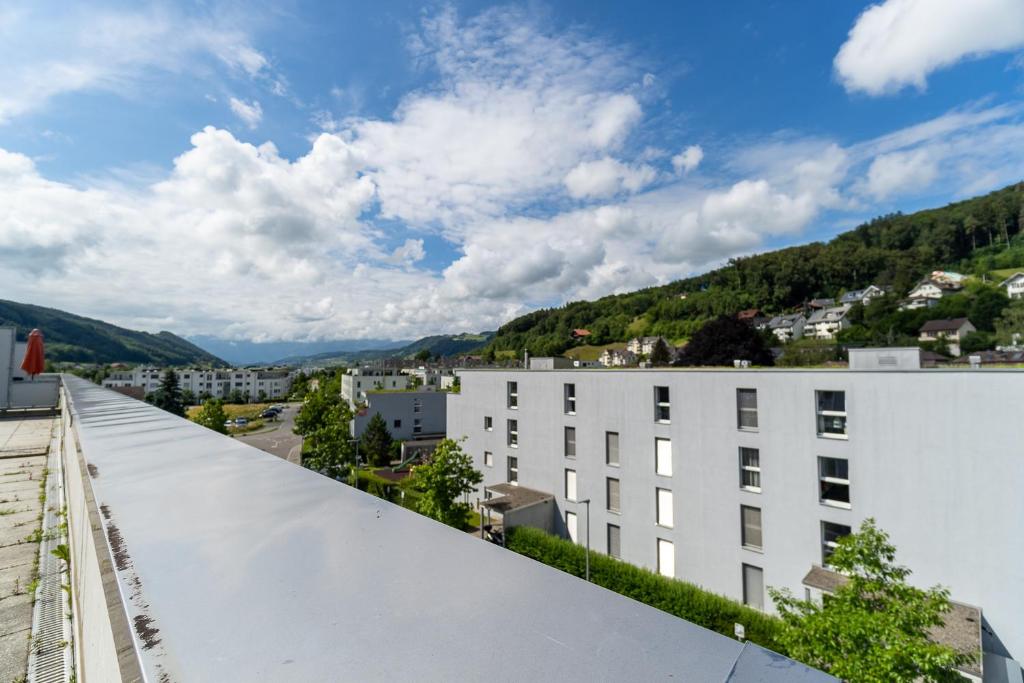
[192,399,228,434]
[360,413,394,467]
[411,439,482,528]
[150,369,185,417]
[675,316,774,367]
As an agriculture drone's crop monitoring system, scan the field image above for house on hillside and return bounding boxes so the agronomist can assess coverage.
[999,272,1024,299]
[805,298,835,311]
[767,313,807,342]
[805,305,852,340]
[571,329,591,340]
[839,285,886,307]
[900,274,965,311]
[626,336,667,356]
[598,347,637,367]
[919,318,976,357]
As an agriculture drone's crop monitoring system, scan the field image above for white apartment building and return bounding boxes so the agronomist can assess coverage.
[999,272,1024,300]
[447,356,1023,676]
[102,367,292,401]
[804,305,851,340]
[341,366,409,403]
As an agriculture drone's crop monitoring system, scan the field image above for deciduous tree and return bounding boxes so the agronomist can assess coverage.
[674,316,774,367]
[770,519,969,682]
[411,439,482,528]
[193,399,229,434]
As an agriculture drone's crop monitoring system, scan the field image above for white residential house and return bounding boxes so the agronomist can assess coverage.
[598,348,637,367]
[805,305,852,340]
[766,313,806,342]
[839,285,886,307]
[341,366,409,403]
[919,318,977,357]
[999,272,1024,300]
[626,336,667,356]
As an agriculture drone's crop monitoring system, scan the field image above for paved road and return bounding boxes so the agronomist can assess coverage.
[235,403,303,464]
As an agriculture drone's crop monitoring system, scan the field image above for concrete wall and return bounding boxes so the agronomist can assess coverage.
[352,391,447,440]
[504,499,556,534]
[60,384,142,682]
[448,367,1024,663]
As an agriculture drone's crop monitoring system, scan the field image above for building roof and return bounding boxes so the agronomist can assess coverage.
[61,377,830,682]
[806,305,851,325]
[572,328,591,337]
[920,318,972,334]
[481,483,554,513]
[768,313,805,329]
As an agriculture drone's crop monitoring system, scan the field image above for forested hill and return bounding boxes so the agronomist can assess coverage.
[487,182,1024,356]
[0,300,227,366]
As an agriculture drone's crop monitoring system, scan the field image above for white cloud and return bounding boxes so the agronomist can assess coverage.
[671,145,703,175]
[388,238,426,267]
[835,0,1024,95]
[229,97,262,128]
[564,157,657,199]
[864,149,937,199]
[0,3,279,123]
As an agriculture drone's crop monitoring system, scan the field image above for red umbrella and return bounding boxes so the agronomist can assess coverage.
[20,329,45,378]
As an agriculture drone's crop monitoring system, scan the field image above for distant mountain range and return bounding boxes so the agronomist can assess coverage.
[187,336,410,366]
[272,331,495,366]
[0,300,226,366]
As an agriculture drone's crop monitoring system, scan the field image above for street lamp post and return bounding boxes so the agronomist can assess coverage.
[579,498,591,582]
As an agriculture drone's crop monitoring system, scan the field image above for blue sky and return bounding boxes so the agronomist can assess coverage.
[2,0,1024,341]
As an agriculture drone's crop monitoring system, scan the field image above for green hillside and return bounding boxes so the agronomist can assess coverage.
[0,300,227,366]
[486,182,1024,356]
[275,331,496,366]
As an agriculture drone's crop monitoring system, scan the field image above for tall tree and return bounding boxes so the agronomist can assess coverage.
[295,373,356,480]
[770,519,969,682]
[994,299,1024,346]
[649,338,672,366]
[675,316,774,367]
[963,215,980,251]
[150,369,185,416]
[192,399,229,434]
[411,439,482,528]
[360,413,394,467]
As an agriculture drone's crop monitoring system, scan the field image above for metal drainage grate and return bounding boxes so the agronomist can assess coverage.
[27,431,73,683]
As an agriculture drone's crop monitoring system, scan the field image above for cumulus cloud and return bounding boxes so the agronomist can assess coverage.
[564,157,657,198]
[835,0,1024,95]
[671,145,704,174]
[4,6,1024,342]
[229,97,262,128]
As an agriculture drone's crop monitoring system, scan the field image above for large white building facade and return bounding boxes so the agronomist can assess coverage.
[447,362,1024,671]
[102,367,292,401]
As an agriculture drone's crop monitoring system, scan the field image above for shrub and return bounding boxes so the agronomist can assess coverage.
[505,526,785,653]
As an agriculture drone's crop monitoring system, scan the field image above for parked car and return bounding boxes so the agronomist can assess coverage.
[234,417,249,426]
[260,409,278,419]
[224,420,233,428]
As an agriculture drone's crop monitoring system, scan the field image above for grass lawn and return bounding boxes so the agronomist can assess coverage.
[989,267,1024,281]
[564,342,623,361]
[185,402,274,420]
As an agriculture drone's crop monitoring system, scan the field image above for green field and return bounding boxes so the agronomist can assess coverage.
[988,267,1024,281]
[563,343,623,361]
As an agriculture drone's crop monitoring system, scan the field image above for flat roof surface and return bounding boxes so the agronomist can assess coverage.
[482,483,554,513]
[63,377,832,682]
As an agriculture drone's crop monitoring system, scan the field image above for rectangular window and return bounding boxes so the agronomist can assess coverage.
[507,456,519,485]
[741,505,763,550]
[656,488,674,528]
[507,381,518,409]
[413,418,422,434]
[484,416,493,431]
[483,451,493,468]
[657,539,675,578]
[655,438,672,477]
[393,419,402,429]
[606,477,621,512]
[739,447,761,492]
[607,524,621,558]
[819,457,850,508]
[742,564,764,610]
[737,388,758,429]
[566,511,578,543]
[564,383,576,414]
[822,521,851,564]
[564,426,576,458]
[654,386,671,422]
[413,399,422,413]
[565,469,577,501]
[507,419,518,448]
[605,431,619,466]
[816,390,847,438]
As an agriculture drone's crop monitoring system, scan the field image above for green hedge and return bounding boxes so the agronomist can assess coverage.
[505,526,785,653]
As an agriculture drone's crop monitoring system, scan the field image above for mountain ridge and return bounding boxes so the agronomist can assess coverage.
[0,300,227,366]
